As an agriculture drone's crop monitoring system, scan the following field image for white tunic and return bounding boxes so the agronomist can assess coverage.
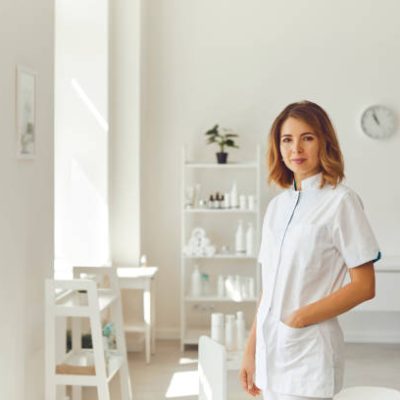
[255,172,381,398]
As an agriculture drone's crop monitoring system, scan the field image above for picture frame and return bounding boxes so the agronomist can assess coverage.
[16,65,36,159]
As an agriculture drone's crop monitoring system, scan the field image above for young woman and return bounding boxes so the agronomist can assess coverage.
[240,100,381,400]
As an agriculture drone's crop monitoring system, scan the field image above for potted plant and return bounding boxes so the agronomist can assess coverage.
[205,124,239,164]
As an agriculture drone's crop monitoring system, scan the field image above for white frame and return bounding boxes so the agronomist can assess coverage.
[16,65,37,159]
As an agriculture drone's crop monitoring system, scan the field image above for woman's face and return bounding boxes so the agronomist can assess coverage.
[280,117,321,181]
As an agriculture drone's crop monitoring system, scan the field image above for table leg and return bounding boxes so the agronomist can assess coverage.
[151,279,156,354]
[143,286,151,363]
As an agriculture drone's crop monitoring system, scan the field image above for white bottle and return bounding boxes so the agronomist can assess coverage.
[217,275,225,298]
[249,277,255,299]
[191,265,202,297]
[224,192,231,209]
[236,311,246,351]
[239,195,247,210]
[230,182,238,208]
[235,220,245,254]
[247,195,255,211]
[211,313,225,344]
[225,314,236,351]
[246,222,254,256]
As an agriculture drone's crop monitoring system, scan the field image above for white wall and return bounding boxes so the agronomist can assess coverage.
[0,0,54,399]
[55,0,109,275]
[109,0,142,266]
[141,0,400,339]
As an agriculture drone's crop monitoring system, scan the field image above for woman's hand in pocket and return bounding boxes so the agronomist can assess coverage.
[284,309,306,328]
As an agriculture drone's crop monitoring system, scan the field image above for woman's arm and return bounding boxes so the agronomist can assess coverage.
[285,262,375,328]
[239,293,262,397]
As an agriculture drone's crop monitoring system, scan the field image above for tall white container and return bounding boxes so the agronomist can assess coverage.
[236,311,246,351]
[211,313,225,344]
[246,222,255,256]
[230,182,238,208]
[235,220,245,254]
[225,314,236,351]
[217,275,225,298]
[191,265,202,297]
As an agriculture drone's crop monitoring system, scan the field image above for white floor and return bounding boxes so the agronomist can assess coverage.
[125,340,400,400]
[81,340,400,399]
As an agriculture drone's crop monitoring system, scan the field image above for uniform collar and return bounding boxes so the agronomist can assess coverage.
[293,172,323,192]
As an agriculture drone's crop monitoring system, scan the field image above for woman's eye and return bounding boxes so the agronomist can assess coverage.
[303,136,314,141]
[282,138,291,143]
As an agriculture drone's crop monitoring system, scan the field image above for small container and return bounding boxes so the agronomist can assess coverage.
[236,311,246,351]
[230,182,238,208]
[225,314,236,351]
[248,195,255,211]
[139,254,147,267]
[239,195,247,210]
[235,220,245,254]
[191,265,202,297]
[246,222,255,256]
[201,273,210,296]
[224,192,231,208]
[217,275,225,298]
[249,278,255,298]
[211,313,225,344]
[209,194,215,209]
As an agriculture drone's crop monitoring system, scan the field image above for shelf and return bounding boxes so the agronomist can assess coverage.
[184,208,256,214]
[54,289,118,317]
[54,349,123,386]
[185,162,257,169]
[184,254,256,260]
[185,296,257,303]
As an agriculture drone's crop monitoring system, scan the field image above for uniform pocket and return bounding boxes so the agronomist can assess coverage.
[277,320,320,365]
[274,319,334,396]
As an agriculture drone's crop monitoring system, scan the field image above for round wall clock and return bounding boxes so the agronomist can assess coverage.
[361,105,396,139]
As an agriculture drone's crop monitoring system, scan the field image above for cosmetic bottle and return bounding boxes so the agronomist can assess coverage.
[191,265,202,297]
[225,314,236,351]
[236,311,246,351]
[231,182,238,208]
[211,313,225,344]
[246,222,254,256]
[235,220,245,253]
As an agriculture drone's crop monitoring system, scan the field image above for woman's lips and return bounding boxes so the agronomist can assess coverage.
[291,158,306,164]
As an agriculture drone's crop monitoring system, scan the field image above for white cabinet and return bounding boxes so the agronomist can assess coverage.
[180,148,261,349]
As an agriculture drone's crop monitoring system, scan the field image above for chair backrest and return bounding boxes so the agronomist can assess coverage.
[73,265,116,290]
[198,336,227,400]
[334,386,400,400]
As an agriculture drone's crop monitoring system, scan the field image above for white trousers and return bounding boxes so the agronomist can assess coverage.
[263,388,332,400]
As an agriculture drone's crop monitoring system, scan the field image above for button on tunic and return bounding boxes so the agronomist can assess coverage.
[255,173,381,398]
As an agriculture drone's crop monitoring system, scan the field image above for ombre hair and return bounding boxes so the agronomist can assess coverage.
[267,100,345,188]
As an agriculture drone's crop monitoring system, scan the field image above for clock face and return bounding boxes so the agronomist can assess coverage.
[361,105,396,139]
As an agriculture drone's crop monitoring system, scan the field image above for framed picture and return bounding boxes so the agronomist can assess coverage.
[16,66,36,159]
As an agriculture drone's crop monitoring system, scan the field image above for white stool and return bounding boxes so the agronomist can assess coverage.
[334,386,400,400]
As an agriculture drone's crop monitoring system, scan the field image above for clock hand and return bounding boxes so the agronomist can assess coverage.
[372,112,380,126]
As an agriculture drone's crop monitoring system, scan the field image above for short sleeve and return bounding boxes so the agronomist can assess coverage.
[333,191,381,268]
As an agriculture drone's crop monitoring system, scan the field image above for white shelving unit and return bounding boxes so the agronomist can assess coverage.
[45,266,132,400]
[180,147,261,350]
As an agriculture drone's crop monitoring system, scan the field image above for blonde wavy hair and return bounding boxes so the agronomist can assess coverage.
[267,100,345,188]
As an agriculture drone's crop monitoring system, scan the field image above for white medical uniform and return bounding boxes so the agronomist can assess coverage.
[255,172,381,399]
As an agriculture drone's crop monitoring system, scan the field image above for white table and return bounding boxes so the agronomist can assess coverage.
[117,266,158,363]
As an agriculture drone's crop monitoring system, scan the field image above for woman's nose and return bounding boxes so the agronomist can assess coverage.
[291,140,303,153]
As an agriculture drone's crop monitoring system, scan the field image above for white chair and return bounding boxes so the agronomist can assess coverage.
[198,336,227,400]
[334,386,400,400]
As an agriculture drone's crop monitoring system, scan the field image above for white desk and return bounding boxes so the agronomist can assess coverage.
[117,266,158,363]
